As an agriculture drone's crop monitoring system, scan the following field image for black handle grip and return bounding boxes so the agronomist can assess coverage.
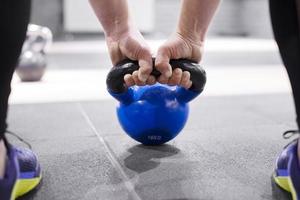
[106,58,206,93]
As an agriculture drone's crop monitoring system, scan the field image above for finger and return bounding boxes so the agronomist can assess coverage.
[146,75,156,85]
[138,57,153,83]
[118,37,152,82]
[180,71,191,88]
[182,80,193,90]
[132,70,146,86]
[168,68,183,86]
[155,46,172,78]
[124,74,135,87]
[185,81,193,89]
[158,75,169,84]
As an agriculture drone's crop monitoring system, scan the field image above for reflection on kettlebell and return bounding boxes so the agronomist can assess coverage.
[16,24,52,82]
[106,59,206,145]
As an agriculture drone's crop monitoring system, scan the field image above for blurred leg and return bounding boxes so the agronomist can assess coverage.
[296,0,300,28]
[0,0,31,178]
[270,0,300,128]
[0,0,31,140]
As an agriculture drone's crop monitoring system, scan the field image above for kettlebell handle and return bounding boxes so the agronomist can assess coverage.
[106,58,206,94]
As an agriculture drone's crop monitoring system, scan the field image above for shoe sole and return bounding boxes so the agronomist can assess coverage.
[11,174,42,200]
[273,172,298,199]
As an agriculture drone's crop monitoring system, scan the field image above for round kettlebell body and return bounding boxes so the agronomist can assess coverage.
[107,59,206,146]
[16,51,46,82]
[117,84,189,145]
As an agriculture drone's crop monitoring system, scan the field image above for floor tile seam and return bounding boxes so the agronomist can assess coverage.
[77,103,141,200]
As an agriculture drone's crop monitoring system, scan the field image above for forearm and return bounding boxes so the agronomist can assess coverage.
[177,0,220,44]
[89,0,132,38]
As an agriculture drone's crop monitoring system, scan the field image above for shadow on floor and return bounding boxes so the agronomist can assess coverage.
[124,144,181,173]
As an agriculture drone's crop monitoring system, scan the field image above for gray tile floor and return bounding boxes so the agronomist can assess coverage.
[8,37,295,199]
[7,93,297,200]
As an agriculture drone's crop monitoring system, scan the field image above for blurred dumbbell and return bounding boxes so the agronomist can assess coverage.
[16,51,46,82]
[17,24,52,82]
[22,24,53,53]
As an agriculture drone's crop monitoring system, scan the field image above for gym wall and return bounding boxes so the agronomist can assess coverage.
[30,0,273,39]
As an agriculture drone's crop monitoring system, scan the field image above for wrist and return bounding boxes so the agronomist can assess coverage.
[105,20,131,40]
[176,19,207,46]
[175,27,205,47]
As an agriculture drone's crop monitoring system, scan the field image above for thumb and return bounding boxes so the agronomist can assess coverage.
[155,47,172,78]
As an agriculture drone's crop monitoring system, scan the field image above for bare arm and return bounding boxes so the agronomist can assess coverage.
[177,0,220,44]
[89,0,154,85]
[155,0,220,88]
[89,0,130,38]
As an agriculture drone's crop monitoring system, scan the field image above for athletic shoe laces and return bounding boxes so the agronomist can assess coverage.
[5,130,32,149]
[283,130,300,139]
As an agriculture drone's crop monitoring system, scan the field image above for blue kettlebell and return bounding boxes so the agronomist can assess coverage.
[106,58,206,145]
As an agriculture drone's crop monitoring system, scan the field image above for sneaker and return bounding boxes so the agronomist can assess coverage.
[0,137,41,200]
[273,130,300,200]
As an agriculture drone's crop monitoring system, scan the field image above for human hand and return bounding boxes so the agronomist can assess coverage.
[155,32,204,89]
[106,28,155,87]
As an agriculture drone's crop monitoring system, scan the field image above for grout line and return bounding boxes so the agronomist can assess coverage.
[77,103,142,200]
